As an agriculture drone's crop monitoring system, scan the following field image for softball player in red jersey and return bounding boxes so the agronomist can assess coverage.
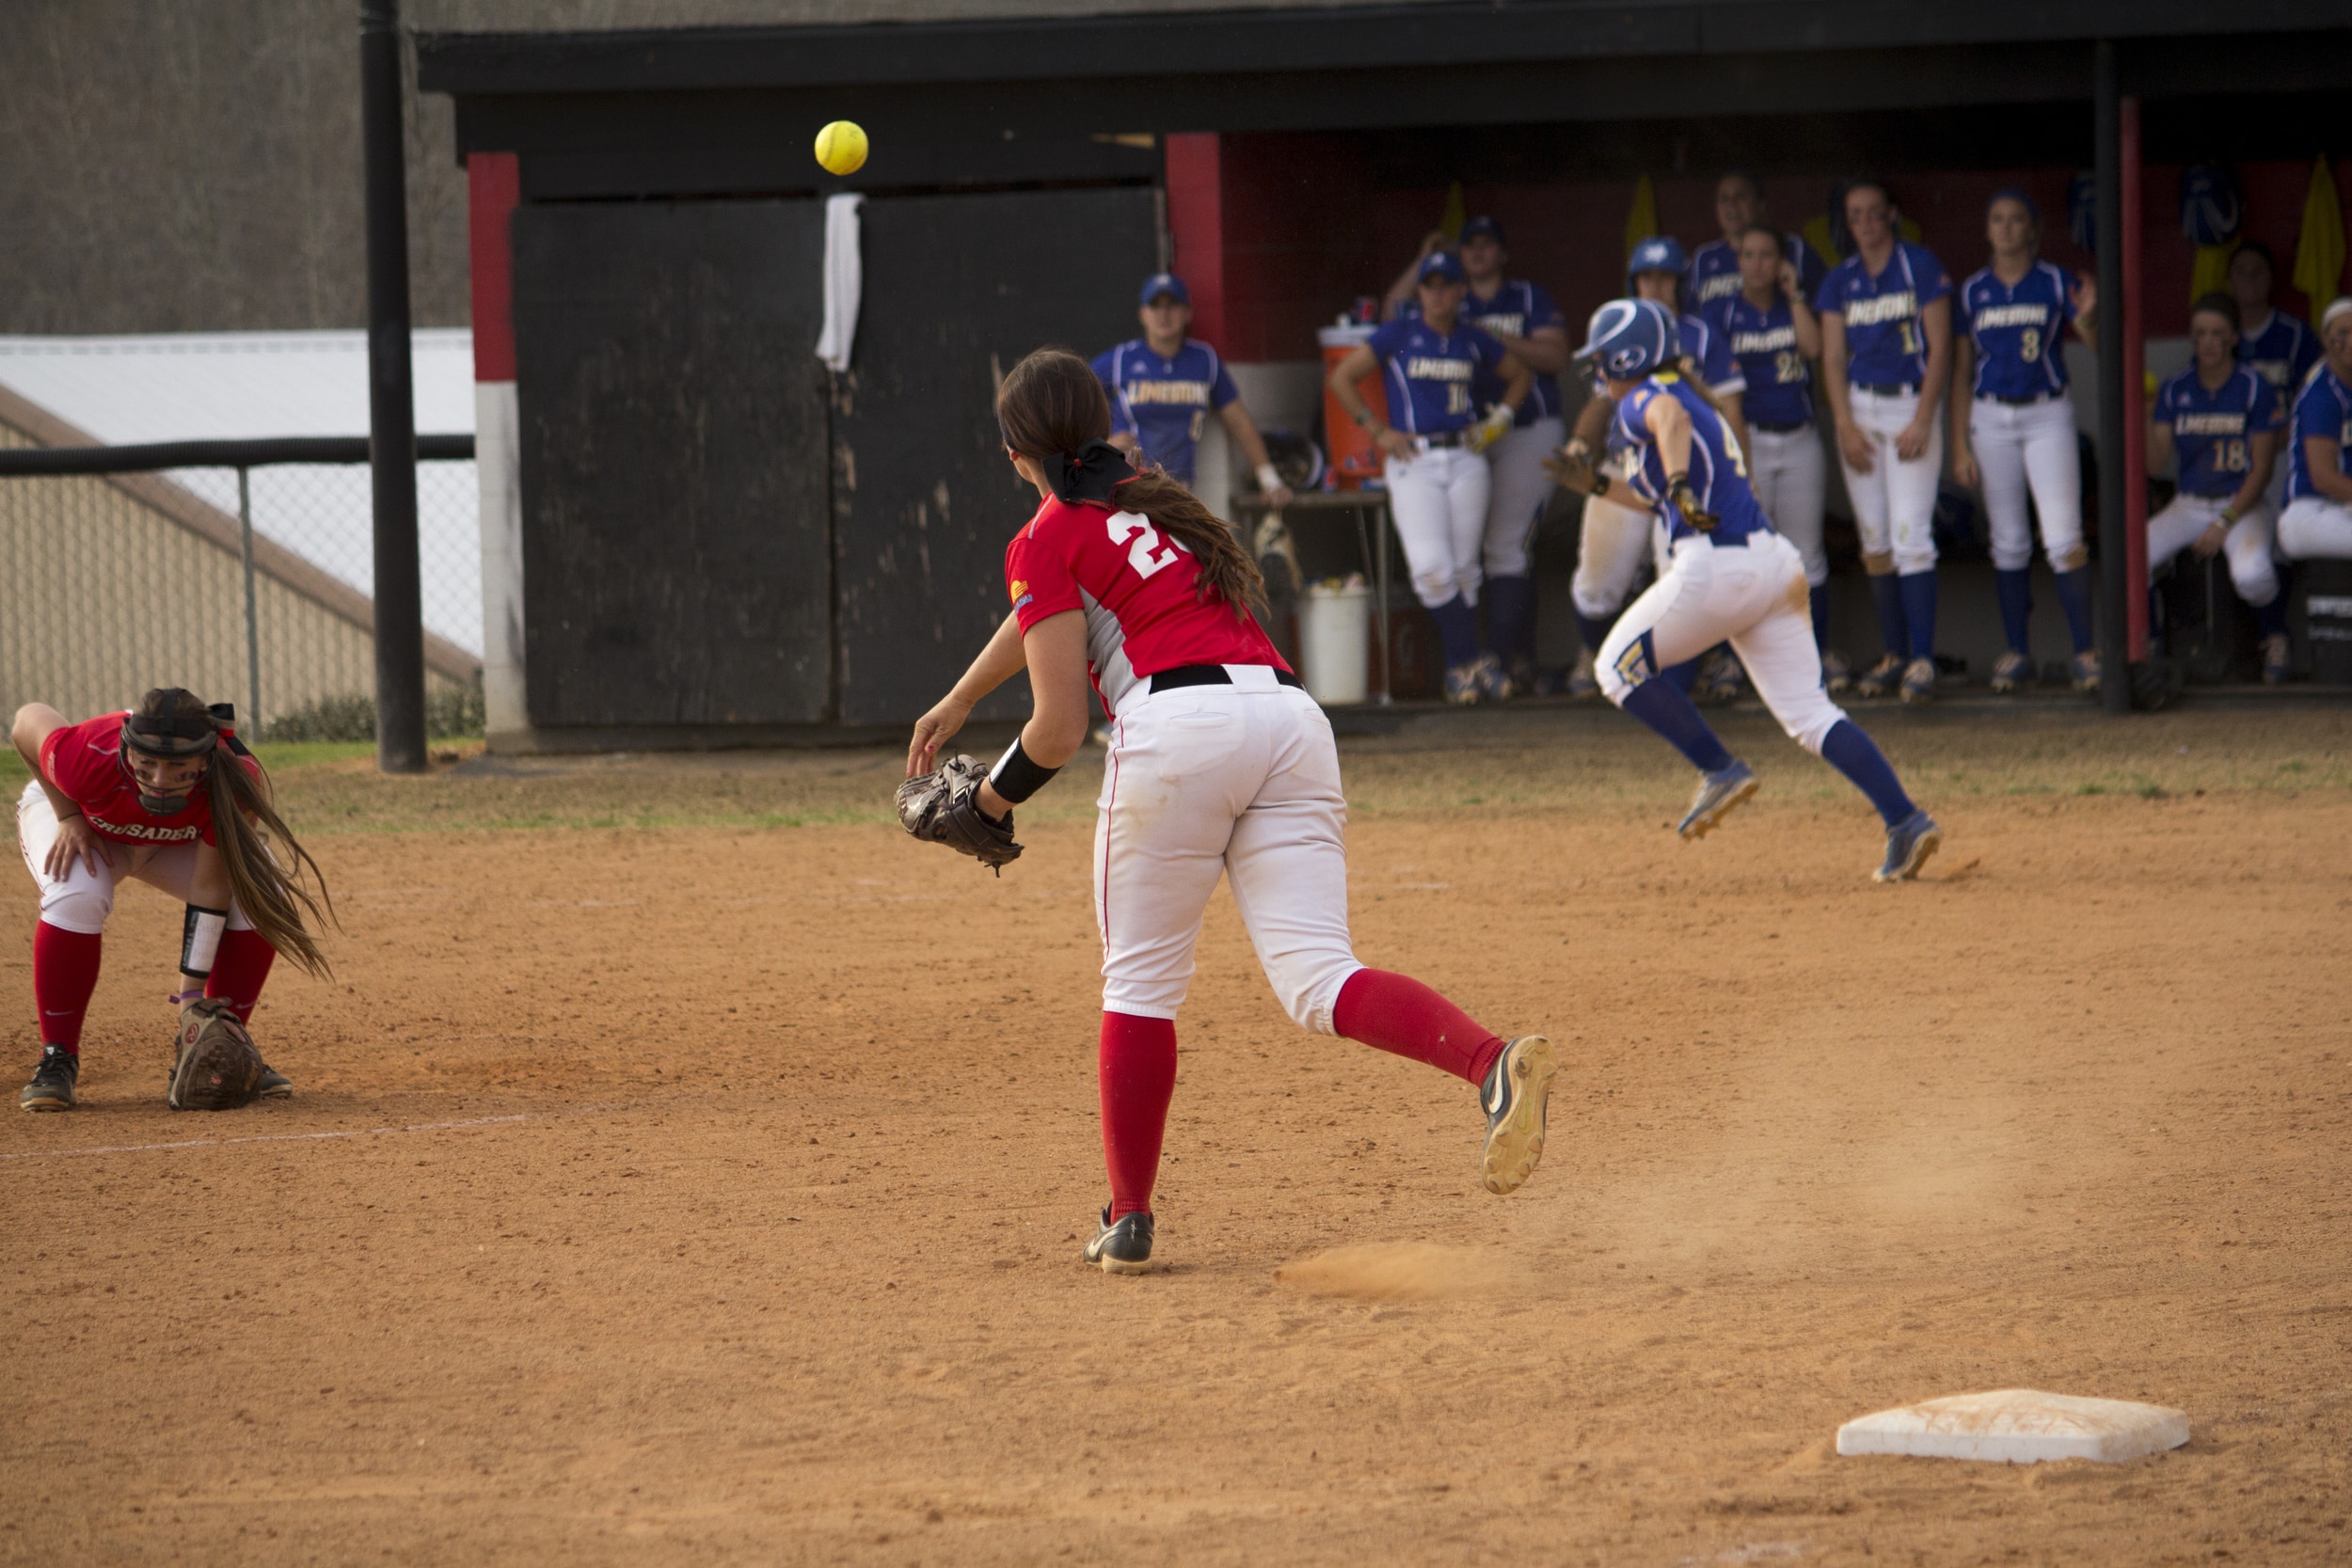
[13,689,333,1111]
[907,349,1557,1274]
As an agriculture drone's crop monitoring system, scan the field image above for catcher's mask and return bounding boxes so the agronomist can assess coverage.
[119,693,227,815]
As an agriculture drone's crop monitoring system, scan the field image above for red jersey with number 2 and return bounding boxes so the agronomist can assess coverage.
[1004,494,1287,717]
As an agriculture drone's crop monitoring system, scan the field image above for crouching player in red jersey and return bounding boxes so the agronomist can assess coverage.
[906,349,1557,1274]
[14,689,333,1111]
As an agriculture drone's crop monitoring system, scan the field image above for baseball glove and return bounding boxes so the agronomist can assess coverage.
[897,755,1023,874]
[167,997,264,1111]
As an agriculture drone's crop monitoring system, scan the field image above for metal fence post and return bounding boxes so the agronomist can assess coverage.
[361,0,427,771]
[237,465,262,732]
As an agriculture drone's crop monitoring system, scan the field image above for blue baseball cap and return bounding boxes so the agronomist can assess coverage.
[1578,297,1677,380]
[1138,273,1189,307]
[1417,250,1467,284]
[1626,235,1687,283]
[1460,215,1505,245]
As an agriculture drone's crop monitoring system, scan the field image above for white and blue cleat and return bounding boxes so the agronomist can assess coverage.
[1874,808,1942,882]
[1677,760,1759,839]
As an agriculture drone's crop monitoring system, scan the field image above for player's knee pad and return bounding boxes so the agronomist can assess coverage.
[40,881,113,935]
[1595,626,1657,705]
[2051,541,2090,573]
[1893,542,1938,577]
[1862,551,1896,577]
[1265,951,1359,1036]
[2232,561,2281,609]
[1783,697,1847,756]
[1410,566,1464,608]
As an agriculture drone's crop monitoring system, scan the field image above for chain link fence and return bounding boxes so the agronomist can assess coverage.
[0,431,483,739]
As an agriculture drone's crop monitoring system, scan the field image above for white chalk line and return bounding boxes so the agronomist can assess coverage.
[1,1112,534,1162]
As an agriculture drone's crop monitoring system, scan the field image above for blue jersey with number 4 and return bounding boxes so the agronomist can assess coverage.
[1956,261,2076,400]
[1712,293,1812,428]
[1365,317,1508,436]
[1816,241,1951,388]
[2155,364,2280,499]
[2286,367,2352,502]
[1610,372,1771,546]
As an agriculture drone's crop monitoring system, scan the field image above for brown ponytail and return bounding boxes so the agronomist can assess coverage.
[136,689,337,977]
[995,347,1266,618]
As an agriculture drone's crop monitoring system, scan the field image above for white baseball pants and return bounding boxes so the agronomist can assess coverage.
[2146,494,2280,606]
[1747,426,1830,586]
[2279,496,2352,558]
[1571,483,1656,620]
[1597,532,1847,754]
[1968,395,2086,572]
[1095,670,1362,1031]
[1383,444,1490,608]
[1839,387,1944,575]
[1480,416,1565,579]
[17,781,253,935]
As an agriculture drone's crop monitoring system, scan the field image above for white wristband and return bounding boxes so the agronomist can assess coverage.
[1255,464,1283,495]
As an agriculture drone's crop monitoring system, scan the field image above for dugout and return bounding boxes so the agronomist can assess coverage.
[417,2,2352,749]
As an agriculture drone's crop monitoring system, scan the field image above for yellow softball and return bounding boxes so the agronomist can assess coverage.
[814,121,868,177]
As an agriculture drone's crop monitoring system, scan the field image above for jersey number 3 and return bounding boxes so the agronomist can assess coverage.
[1108,513,1190,579]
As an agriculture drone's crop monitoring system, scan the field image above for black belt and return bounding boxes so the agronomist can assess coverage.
[1856,382,1920,396]
[1418,431,1468,449]
[1751,420,1811,435]
[1988,392,2064,407]
[1150,664,1304,693]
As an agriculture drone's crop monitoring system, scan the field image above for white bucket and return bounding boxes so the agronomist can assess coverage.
[1297,580,1373,705]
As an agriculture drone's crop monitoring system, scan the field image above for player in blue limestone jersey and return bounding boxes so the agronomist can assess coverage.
[1686,170,1825,319]
[1327,249,1533,704]
[2276,298,2352,565]
[2228,245,2325,512]
[1095,272,1293,508]
[1548,299,1940,881]
[1816,179,1954,705]
[1378,218,1571,698]
[1947,190,2101,695]
[1712,223,1850,688]
[2145,293,2290,681]
[1563,235,1749,704]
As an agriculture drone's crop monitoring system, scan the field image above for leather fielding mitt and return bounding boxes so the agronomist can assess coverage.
[897,755,1023,874]
[167,997,264,1111]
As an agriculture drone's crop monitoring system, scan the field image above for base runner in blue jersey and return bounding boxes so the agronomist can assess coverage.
[2274,299,2352,564]
[2146,293,2292,681]
[1094,272,1295,508]
[1328,250,1533,704]
[1817,180,1955,705]
[2229,245,2325,512]
[1948,190,2101,694]
[1551,299,1940,881]
[1711,223,1848,687]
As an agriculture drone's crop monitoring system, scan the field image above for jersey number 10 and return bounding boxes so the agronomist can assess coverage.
[1108,513,1191,579]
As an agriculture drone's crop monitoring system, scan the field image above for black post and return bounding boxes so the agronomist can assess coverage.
[361,0,426,771]
[2092,40,2130,717]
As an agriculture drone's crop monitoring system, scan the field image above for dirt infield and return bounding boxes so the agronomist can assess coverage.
[4,702,2348,1565]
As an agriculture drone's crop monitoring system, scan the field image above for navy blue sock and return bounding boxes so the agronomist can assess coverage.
[2146,585,2166,654]
[1621,677,1735,774]
[1994,567,2033,656]
[2053,566,2095,655]
[1663,657,1699,694]
[2254,593,2288,640]
[1808,583,1831,651]
[1867,572,1907,663]
[1574,609,1614,656]
[1820,719,1916,828]
[1899,570,1938,662]
[1485,575,1534,667]
[1428,595,1482,669]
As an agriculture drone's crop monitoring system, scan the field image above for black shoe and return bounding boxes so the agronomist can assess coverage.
[20,1046,79,1112]
[1479,1036,1558,1195]
[1082,1206,1155,1275]
[257,1065,293,1100]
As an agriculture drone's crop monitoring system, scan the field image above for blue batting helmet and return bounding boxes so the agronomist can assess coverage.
[1626,235,1688,284]
[1579,298,1677,380]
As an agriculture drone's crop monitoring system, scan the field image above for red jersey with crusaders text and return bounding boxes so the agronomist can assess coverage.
[1005,494,1287,717]
[39,713,255,847]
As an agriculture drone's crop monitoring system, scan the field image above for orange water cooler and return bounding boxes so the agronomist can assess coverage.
[1317,324,1388,490]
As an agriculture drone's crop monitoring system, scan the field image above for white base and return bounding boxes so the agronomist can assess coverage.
[1836,1389,2189,1465]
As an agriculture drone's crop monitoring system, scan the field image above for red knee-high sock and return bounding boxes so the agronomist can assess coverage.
[1100,1012,1179,1220]
[1332,968,1507,1085]
[32,922,103,1053]
[205,927,278,1025]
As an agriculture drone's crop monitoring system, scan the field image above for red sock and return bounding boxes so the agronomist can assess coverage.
[205,927,278,1025]
[1332,968,1506,1085]
[32,922,103,1053]
[1100,1012,1179,1220]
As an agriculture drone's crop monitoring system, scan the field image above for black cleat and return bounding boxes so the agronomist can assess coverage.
[257,1065,293,1101]
[20,1046,79,1112]
[1082,1206,1155,1275]
[1480,1036,1558,1195]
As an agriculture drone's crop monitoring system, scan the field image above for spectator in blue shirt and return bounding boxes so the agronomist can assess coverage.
[1096,273,1292,508]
